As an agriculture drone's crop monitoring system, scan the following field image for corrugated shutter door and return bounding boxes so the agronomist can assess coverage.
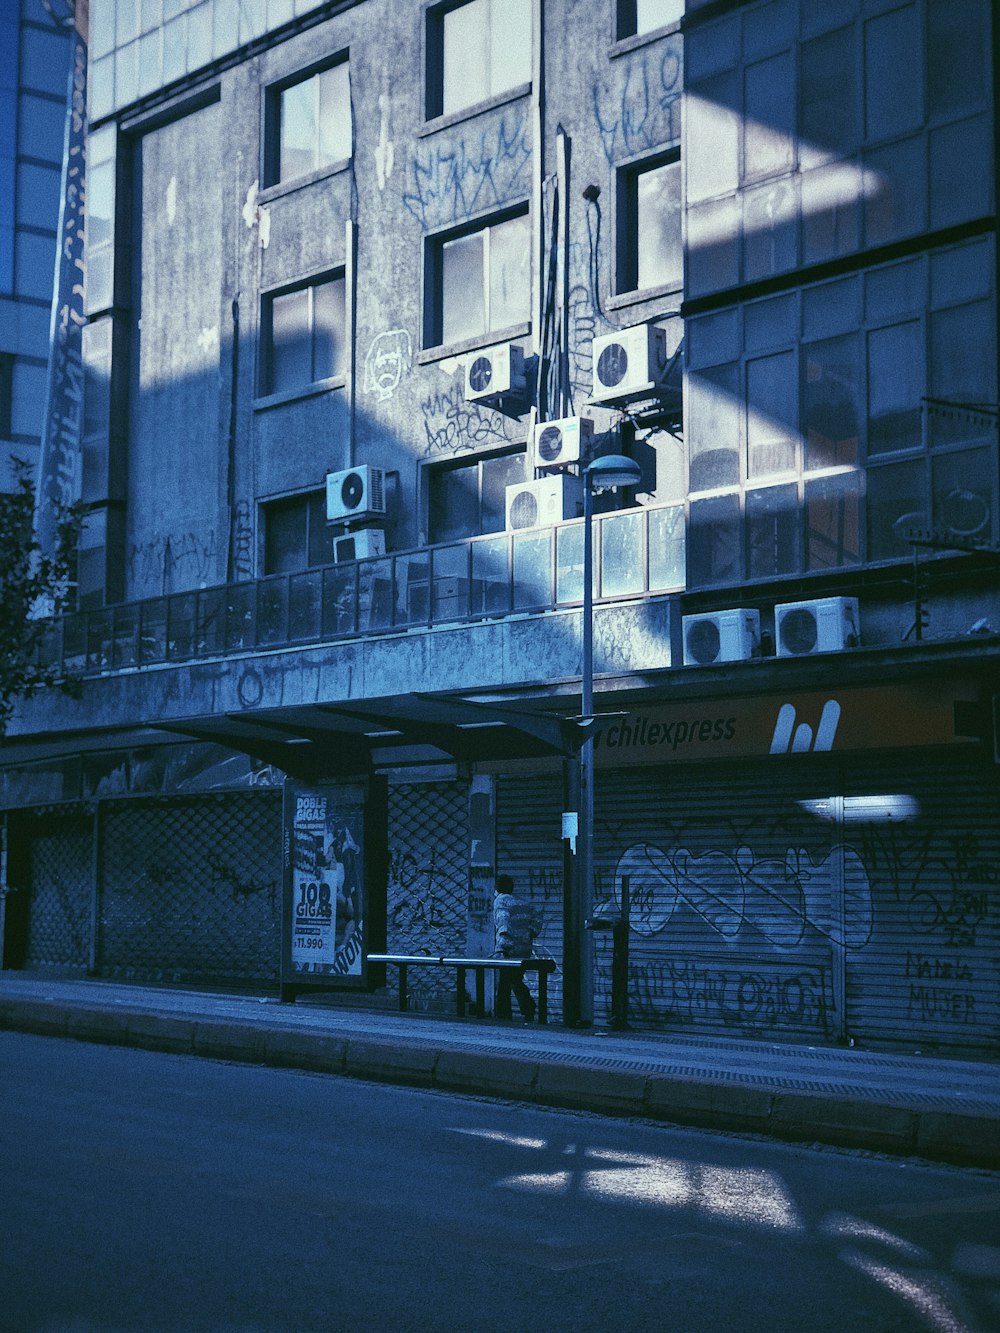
[493,754,999,1057]
[386,780,469,1009]
[842,754,1000,1055]
[496,770,565,1020]
[595,763,839,1043]
[99,793,281,985]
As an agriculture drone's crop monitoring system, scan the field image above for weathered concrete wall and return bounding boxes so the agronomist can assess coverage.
[127,100,227,600]
[104,0,688,592]
[11,597,676,739]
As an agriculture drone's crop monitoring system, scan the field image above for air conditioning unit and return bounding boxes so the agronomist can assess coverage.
[326,465,387,523]
[531,415,593,469]
[465,343,529,403]
[591,323,668,406]
[775,596,860,657]
[333,527,385,563]
[505,475,584,531]
[683,609,761,666]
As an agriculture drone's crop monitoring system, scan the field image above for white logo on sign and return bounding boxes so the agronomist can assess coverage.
[770,700,841,754]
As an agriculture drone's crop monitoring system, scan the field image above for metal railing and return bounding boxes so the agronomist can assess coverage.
[37,502,686,678]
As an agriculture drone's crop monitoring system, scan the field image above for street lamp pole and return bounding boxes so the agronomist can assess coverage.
[575,453,642,1027]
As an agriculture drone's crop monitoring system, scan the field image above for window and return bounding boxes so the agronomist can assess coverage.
[0,355,12,440]
[684,246,999,589]
[427,0,531,121]
[803,336,861,470]
[263,490,333,574]
[686,3,993,303]
[86,124,117,316]
[799,27,859,169]
[427,210,530,347]
[867,321,922,455]
[617,0,684,40]
[428,450,526,543]
[261,273,346,396]
[619,154,682,294]
[265,60,351,187]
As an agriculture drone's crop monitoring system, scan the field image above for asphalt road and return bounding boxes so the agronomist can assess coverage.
[2,1031,999,1333]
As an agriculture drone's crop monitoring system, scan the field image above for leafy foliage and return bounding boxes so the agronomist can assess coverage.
[0,460,83,734]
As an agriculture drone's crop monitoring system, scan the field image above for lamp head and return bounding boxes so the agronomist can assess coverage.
[585,454,642,492]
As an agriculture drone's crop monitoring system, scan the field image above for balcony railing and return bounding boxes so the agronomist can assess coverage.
[37,502,686,678]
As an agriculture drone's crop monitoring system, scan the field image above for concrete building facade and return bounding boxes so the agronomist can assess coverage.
[3,0,999,1056]
[0,0,74,493]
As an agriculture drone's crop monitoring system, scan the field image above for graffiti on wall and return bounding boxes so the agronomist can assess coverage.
[526,867,562,904]
[890,833,995,948]
[363,329,412,401]
[127,530,218,591]
[388,846,466,933]
[419,381,517,456]
[605,841,874,950]
[629,955,833,1031]
[592,43,682,166]
[231,500,254,580]
[403,111,532,229]
[596,817,997,1040]
[861,828,997,1031]
[207,853,277,908]
[568,278,598,407]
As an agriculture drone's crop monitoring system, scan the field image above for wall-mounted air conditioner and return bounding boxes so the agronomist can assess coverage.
[682,609,761,666]
[465,343,529,404]
[326,465,387,523]
[505,475,584,531]
[333,527,385,563]
[775,596,860,657]
[591,323,668,406]
[531,415,593,469]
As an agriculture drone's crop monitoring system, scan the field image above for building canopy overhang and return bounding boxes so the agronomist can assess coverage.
[2,625,998,803]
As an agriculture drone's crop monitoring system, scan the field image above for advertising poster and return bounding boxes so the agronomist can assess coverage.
[283,783,365,985]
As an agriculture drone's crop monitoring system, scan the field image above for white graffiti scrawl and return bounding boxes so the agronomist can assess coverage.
[363,329,412,401]
[604,842,874,950]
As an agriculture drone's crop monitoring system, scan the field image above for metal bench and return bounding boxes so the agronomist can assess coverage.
[366,953,556,1024]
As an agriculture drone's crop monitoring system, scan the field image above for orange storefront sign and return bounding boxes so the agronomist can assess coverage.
[593,683,982,766]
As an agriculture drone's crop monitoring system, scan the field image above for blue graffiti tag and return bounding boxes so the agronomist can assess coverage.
[403,113,532,229]
[592,43,682,165]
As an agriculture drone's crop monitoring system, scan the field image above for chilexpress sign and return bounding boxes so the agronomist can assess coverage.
[592,685,980,767]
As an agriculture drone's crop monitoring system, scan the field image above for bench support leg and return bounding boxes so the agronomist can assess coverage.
[476,967,486,1018]
[456,967,467,1018]
[397,963,408,1013]
[538,970,548,1025]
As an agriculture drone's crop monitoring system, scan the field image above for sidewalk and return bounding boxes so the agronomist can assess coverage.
[1,973,998,1169]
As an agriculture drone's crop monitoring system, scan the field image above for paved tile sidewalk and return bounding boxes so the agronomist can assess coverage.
[1,974,998,1169]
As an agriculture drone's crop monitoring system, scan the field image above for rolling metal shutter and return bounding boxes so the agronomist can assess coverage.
[841,754,1000,1055]
[593,762,839,1043]
[496,769,566,1021]
[99,793,282,986]
[591,753,999,1056]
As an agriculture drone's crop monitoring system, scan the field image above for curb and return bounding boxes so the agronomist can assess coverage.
[1,997,997,1170]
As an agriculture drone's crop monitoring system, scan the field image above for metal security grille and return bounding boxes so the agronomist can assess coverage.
[99,793,282,985]
[23,810,93,972]
[386,781,469,1009]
